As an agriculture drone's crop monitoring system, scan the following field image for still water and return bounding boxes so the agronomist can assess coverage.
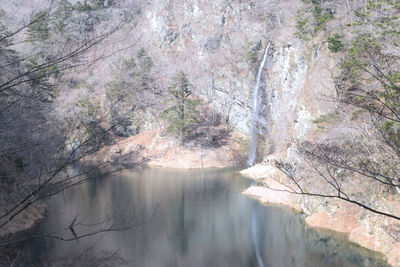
[26,167,388,266]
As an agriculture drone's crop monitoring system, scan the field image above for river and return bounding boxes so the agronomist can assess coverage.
[24,167,388,266]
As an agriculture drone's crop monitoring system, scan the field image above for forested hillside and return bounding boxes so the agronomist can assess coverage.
[0,0,399,265]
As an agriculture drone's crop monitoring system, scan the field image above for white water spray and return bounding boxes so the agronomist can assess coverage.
[247,42,270,166]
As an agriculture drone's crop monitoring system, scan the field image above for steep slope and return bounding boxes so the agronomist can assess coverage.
[122,0,336,161]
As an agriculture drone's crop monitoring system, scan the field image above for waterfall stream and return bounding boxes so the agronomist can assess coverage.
[247,42,270,166]
[248,43,271,266]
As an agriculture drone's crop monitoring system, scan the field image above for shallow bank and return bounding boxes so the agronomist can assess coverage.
[0,202,46,240]
[92,130,243,169]
[240,164,400,267]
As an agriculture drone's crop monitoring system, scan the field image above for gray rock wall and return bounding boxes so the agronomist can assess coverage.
[129,0,337,160]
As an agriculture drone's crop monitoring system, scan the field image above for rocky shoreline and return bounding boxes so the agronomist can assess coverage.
[0,202,46,241]
[240,164,400,267]
[0,129,242,242]
[92,130,244,170]
[91,131,400,267]
[4,130,399,267]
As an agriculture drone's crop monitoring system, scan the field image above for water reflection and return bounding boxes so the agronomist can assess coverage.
[251,201,265,267]
[25,167,388,267]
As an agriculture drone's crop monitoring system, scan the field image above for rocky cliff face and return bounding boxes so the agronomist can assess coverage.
[4,0,337,162]
[125,0,337,161]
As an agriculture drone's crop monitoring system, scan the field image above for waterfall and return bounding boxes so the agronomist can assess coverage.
[247,42,270,166]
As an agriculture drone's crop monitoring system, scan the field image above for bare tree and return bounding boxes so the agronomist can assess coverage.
[0,0,151,253]
[272,0,400,221]
[273,140,400,221]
